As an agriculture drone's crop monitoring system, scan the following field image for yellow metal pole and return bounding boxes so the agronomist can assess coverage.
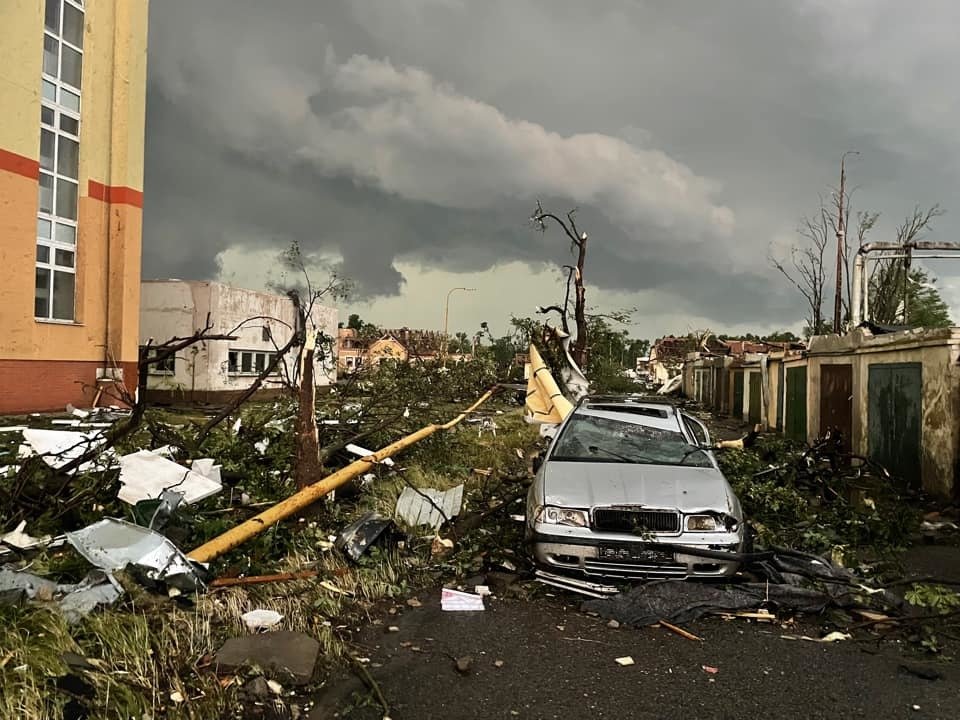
[188,388,498,563]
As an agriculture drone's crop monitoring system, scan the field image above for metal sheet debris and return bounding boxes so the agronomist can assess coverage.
[118,450,222,505]
[20,428,113,472]
[0,566,122,623]
[441,588,485,611]
[395,485,464,530]
[335,512,395,562]
[65,518,203,591]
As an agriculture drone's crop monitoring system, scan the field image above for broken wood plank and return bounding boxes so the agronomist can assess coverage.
[210,570,319,588]
[657,620,703,641]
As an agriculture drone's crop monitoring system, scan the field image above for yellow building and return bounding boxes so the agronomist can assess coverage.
[0,0,148,413]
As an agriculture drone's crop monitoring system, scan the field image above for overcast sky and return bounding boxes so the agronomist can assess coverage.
[143,0,960,340]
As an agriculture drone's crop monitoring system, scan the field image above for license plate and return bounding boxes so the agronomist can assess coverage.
[598,545,674,564]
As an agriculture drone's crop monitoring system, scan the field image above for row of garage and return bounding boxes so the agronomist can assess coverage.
[683,327,960,499]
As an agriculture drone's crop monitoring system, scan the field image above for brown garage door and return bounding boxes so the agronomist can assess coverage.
[819,364,853,449]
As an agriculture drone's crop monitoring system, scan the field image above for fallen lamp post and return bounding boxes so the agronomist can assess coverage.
[187,388,498,563]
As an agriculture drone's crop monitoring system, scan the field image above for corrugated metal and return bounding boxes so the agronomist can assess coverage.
[395,485,464,530]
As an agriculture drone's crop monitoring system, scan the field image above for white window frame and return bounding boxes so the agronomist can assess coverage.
[36,0,84,322]
[228,349,280,377]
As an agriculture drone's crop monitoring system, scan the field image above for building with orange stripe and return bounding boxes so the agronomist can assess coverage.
[0,0,148,413]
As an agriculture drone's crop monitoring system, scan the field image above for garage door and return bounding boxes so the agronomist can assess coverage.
[868,363,922,487]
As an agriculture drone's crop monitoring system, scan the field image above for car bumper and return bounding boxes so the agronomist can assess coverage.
[529,528,743,580]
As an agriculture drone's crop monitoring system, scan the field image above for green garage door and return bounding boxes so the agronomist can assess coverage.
[868,363,922,487]
[785,366,807,441]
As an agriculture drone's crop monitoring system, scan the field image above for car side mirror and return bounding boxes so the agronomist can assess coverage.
[532,454,543,473]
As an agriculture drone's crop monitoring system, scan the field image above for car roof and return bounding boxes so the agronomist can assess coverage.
[572,396,685,432]
[578,395,680,415]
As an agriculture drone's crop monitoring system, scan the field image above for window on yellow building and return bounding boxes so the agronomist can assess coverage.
[35,0,83,322]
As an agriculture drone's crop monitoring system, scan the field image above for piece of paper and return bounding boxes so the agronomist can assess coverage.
[441,588,485,611]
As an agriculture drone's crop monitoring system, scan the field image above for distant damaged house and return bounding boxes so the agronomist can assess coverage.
[648,336,693,384]
[336,326,470,372]
[140,281,338,403]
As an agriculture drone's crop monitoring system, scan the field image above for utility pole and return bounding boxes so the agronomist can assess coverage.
[834,151,858,333]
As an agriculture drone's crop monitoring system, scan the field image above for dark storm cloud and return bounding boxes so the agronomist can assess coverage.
[143,0,960,327]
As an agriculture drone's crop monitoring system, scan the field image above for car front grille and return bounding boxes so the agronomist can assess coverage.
[591,508,680,533]
[583,558,688,579]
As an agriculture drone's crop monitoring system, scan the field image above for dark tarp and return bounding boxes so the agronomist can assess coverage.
[581,549,901,626]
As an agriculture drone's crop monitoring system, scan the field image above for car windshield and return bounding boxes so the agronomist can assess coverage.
[550,414,713,467]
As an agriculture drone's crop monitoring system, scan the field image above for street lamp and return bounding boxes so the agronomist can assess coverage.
[443,287,476,360]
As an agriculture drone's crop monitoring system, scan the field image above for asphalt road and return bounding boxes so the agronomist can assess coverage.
[310,585,960,720]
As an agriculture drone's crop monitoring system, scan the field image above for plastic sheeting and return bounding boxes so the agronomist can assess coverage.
[581,550,900,626]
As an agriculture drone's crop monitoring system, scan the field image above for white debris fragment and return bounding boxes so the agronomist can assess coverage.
[241,609,284,631]
[20,428,113,473]
[254,438,270,455]
[346,444,396,467]
[190,458,222,485]
[441,588,485,611]
[66,404,90,418]
[1,521,52,550]
[118,450,222,505]
[615,656,635,666]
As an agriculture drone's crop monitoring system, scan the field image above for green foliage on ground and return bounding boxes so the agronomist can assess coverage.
[718,436,921,557]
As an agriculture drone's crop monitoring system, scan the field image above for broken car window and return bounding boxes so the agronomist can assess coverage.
[550,415,712,467]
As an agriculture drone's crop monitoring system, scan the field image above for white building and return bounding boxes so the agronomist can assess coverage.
[139,280,337,402]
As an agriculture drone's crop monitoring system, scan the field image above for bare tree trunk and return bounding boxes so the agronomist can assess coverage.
[572,241,588,367]
[294,331,321,489]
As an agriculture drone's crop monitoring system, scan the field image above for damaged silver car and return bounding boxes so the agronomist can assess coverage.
[526,396,745,591]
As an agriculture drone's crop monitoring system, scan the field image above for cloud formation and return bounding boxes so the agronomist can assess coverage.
[143,0,960,336]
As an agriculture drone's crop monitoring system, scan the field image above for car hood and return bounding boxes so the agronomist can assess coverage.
[541,461,738,515]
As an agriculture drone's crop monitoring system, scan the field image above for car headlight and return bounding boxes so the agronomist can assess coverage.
[686,514,719,531]
[686,514,739,532]
[535,506,589,528]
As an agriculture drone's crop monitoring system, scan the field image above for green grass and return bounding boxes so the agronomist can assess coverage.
[0,397,538,718]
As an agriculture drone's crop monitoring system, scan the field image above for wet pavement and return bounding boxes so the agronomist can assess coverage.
[311,584,960,720]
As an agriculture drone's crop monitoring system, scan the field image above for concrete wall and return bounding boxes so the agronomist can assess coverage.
[140,281,338,397]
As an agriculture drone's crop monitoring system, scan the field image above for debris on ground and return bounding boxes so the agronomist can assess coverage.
[335,511,396,562]
[118,449,222,505]
[395,484,464,529]
[20,428,113,473]
[241,609,284,631]
[65,518,204,592]
[441,587,485,611]
[1,520,52,550]
[614,656,635,666]
[0,566,122,622]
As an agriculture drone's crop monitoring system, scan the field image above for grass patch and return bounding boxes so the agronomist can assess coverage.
[1,396,537,717]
